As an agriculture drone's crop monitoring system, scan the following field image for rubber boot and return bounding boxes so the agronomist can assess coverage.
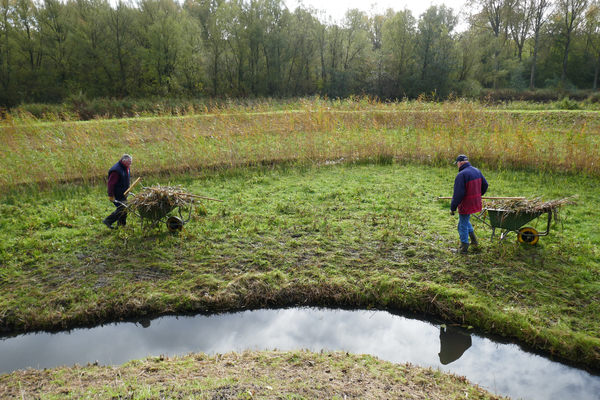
[469,231,478,246]
[459,242,469,255]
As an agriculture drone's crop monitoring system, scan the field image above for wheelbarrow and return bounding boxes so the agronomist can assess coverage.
[137,203,193,231]
[116,200,193,231]
[473,208,552,245]
[115,179,224,231]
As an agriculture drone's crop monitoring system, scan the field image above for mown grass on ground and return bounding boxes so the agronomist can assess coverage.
[1,162,598,370]
[0,350,508,399]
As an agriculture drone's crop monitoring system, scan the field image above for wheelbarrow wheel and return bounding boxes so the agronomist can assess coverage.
[518,227,539,245]
[166,216,184,232]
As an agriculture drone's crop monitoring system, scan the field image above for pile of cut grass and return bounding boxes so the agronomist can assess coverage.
[485,196,578,222]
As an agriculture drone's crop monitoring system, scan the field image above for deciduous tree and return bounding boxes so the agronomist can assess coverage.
[529,0,552,89]
[557,0,588,83]
[415,5,458,97]
[382,9,416,98]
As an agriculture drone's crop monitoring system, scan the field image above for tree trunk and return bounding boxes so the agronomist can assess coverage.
[529,32,539,90]
[595,52,600,90]
[562,37,571,83]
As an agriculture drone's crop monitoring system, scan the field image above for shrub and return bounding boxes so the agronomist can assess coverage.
[555,96,581,110]
[586,91,600,104]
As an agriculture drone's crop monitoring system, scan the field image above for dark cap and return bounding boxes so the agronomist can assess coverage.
[453,155,468,164]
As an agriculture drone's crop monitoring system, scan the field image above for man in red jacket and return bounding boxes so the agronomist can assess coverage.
[450,155,488,254]
[103,154,132,229]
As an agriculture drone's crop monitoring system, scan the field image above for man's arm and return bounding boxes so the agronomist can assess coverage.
[107,171,119,200]
[450,174,466,212]
[481,175,489,196]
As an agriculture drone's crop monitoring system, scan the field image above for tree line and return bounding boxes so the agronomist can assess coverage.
[1,0,599,107]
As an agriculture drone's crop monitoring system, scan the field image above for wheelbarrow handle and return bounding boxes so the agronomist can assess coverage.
[114,199,145,221]
[124,177,141,196]
[472,210,492,228]
[188,194,224,202]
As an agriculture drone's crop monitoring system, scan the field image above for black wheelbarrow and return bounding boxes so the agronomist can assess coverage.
[473,208,552,245]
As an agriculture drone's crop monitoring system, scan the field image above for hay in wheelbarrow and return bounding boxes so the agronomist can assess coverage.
[128,185,197,222]
[485,195,577,221]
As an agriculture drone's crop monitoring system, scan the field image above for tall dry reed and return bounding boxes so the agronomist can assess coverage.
[1,99,599,191]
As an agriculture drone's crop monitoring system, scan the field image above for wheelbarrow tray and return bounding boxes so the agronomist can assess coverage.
[487,209,544,231]
[134,202,193,231]
[137,204,175,221]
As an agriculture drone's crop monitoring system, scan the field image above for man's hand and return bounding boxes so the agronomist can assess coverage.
[450,211,455,216]
[109,196,115,202]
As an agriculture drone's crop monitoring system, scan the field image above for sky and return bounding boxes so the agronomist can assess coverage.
[285,0,470,23]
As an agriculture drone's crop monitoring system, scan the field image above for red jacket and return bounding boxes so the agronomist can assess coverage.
[451,163,488,215]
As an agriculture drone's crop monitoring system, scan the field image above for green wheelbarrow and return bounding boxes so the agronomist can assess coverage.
[137,203,192,231]
[116,200,192,231]
[473,208,552,245]
[114,181,224,232]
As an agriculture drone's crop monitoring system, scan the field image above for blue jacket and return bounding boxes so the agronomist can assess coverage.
[451,162,488,215]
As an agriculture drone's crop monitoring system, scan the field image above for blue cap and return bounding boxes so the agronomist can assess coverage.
[453,155,468,164]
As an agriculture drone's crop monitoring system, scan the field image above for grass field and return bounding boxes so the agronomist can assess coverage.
[0,99,599,398]
[1,160,599,369]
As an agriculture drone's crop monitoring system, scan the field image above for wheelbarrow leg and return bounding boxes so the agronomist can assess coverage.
[544,210,552,235]
[499,230,513,242]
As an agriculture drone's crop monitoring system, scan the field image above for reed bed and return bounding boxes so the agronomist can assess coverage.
[1,99,599,191]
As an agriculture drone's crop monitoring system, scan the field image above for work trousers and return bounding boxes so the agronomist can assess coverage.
[105,196,128,226]
[457,213,474,244]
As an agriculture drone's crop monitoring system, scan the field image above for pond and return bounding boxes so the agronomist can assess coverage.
[1,308,599,400]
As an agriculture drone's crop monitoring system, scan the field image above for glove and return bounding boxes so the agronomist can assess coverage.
[109,196,115,202]
[450,211,455,216]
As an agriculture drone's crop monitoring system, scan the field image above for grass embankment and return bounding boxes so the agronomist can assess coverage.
[0,163,599,370]
[0,350,507,399]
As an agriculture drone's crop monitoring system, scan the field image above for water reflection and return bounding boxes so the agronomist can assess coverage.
[438,326,472,365]
[1,308,599,400]
[138,319,151,329]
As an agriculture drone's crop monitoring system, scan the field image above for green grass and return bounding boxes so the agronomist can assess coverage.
[1,162,598,368]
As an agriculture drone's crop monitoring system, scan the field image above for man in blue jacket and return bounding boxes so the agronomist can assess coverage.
[103,154,132,229]
[450,155,488,254]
